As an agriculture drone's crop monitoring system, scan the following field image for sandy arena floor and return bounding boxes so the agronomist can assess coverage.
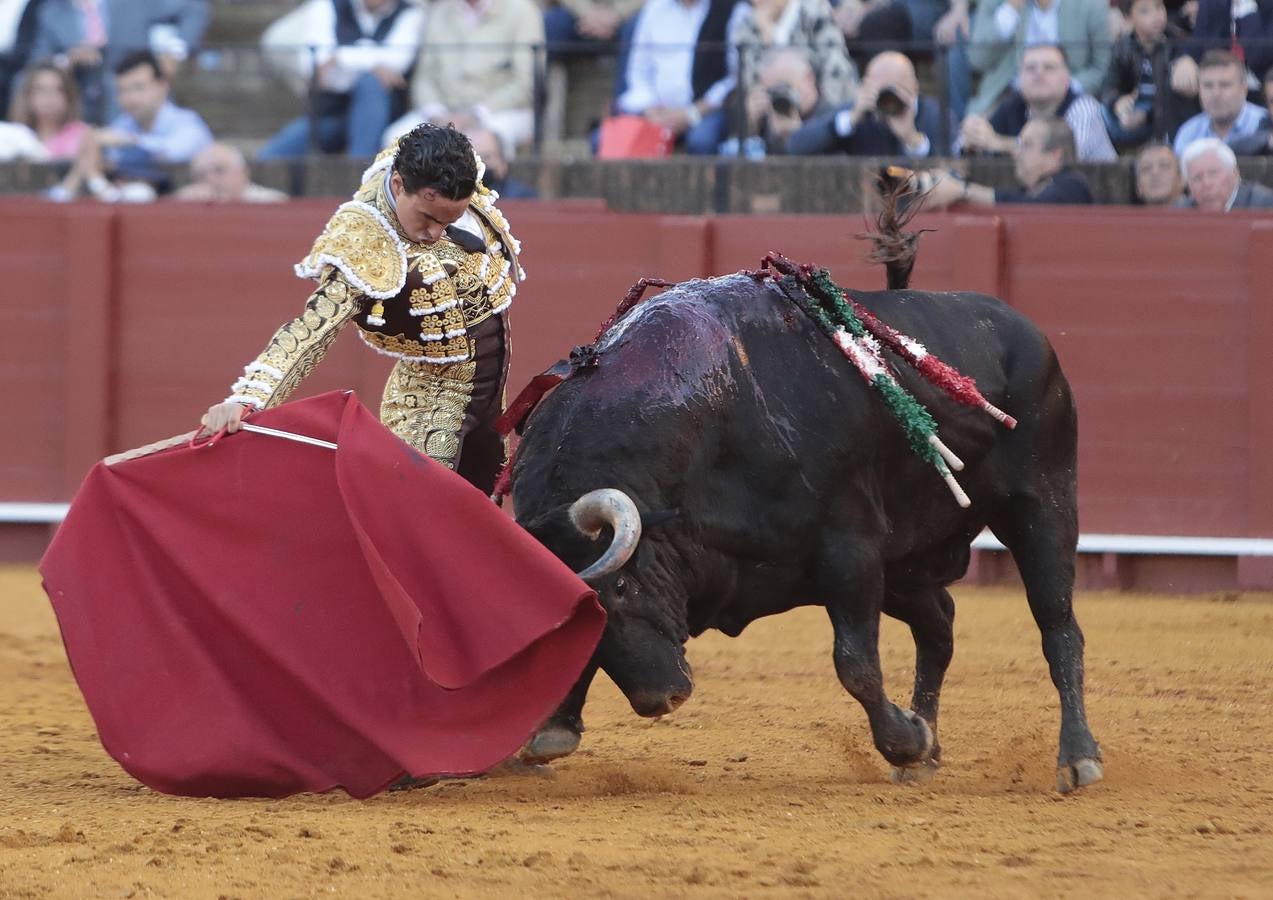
[1,565,1271,899]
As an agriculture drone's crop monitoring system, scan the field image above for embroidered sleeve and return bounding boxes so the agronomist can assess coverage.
[225,269,363,410]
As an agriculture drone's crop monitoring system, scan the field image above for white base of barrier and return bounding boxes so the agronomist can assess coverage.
[971,532,1273,557]
[4,503,1273,557]
[0,503,70,524]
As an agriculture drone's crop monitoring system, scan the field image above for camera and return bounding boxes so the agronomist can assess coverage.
[767,85,802,118]
[876,85,907,118]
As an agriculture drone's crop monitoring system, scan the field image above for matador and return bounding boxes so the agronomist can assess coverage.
[201,124,524,493]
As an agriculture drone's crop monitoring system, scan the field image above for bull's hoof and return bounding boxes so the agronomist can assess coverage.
[1056,758,1104,794]
[521,724,581,764]
[890,757,940,786]
[899,708,935,763]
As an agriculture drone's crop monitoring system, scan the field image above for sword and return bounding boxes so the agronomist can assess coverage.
[103,424,337,467]
[239,423,337,451]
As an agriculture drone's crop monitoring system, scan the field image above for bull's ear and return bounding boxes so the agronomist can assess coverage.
[640,509,680,530]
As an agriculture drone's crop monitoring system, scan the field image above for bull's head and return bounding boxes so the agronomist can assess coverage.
[559,489,694,718]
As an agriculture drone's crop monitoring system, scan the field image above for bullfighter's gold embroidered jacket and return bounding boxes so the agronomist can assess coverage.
[224,144,524,412]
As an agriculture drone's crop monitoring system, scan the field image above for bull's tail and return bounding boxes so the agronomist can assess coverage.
[859,167,931,291]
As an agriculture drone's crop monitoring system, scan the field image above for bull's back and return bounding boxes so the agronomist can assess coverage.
[848,289,1064,401]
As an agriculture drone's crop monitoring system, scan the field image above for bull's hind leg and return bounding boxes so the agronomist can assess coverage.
[822,542,935,774]
[882,585,955,784]
[990,498,1103,793]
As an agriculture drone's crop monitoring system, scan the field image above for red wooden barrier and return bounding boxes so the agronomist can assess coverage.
[2,199,1270,589]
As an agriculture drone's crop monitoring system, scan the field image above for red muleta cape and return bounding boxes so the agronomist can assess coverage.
[39,391,605,799]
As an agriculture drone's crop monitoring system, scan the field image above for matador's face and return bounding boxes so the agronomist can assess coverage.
[390,171,471,246]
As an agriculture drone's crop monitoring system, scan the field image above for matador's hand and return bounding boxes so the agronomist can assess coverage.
[200,401,249,437]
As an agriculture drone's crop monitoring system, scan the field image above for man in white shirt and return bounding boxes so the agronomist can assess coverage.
[258,0,423,160]
[614,0,737,154]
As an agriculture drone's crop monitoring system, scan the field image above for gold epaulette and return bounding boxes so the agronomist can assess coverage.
[294,201,407,299]
[470,183,525,283]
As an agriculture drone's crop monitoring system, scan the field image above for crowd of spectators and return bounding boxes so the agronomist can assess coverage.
[0,0,1269,210]
[570,0,1273,209]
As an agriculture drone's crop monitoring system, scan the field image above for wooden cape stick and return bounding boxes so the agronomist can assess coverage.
[103,431,199,467]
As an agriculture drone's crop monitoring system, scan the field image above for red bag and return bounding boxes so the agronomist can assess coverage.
[40,391,605,798]
[597,114,674,159]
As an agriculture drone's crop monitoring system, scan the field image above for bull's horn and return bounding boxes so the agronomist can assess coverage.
[569,489,642,583]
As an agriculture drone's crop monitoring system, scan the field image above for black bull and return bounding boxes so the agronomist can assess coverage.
[511,273,1103,793]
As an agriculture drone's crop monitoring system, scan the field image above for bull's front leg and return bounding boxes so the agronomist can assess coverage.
[521,661,598,764]
[822,547,935,775]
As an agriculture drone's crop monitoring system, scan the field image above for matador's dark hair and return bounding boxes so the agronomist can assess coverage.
[393,123,478,199]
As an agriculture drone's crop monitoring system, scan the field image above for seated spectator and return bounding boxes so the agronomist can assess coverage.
[384,0,543,158]
[1132,141,1183,204]
[0,0,45,117]
[715,0,857,156]
[961,43,1117,161]
[8,61,89,160]
[921,116,1095,207]
[48,49,211,200]
[964,0,1110,116]
[610,0,738,156]
[732,0,857,110]
[721,47,828,157]
[466,126,538,198]
[1100,0,1196,148]
[31,0,210,124]
[173,143,288,203]
[1172,50,1270,157]
[1223,65,1273,154]
[787,49,953,155]
[257,0,422,161]
[1178,136,1273,210]
[1175,0,1273,94]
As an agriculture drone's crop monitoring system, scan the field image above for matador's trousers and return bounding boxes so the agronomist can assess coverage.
[378,315,508,495]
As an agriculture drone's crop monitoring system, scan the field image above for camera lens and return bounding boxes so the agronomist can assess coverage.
[877,87,905,117]
[768,86,798,117]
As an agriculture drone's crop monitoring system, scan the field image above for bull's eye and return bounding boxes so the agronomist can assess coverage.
[613,575,627,596]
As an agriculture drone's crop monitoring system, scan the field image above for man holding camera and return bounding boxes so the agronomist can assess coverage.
[719,47,825,158]
[786,50,953,156]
